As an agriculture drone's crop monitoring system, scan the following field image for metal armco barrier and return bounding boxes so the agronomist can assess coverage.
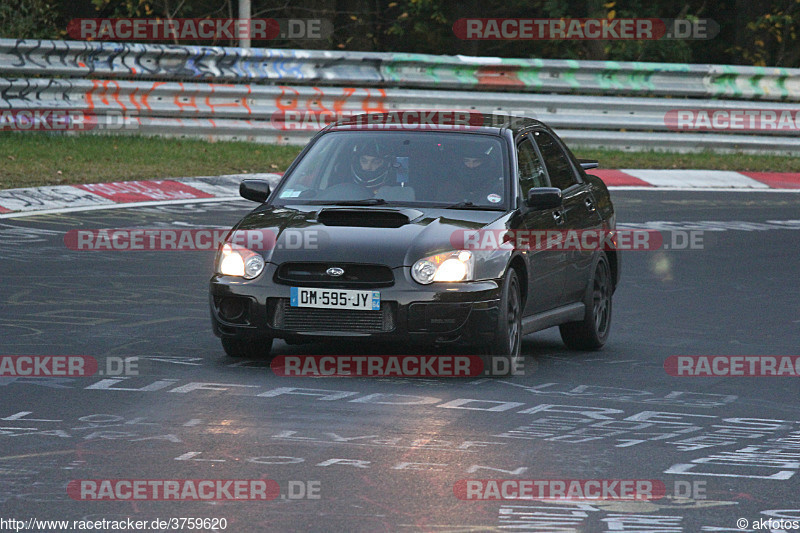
[2,38,800,152]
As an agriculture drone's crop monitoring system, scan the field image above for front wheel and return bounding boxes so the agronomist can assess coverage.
[221,337,274,358]
[481,268,523,376]
[559,252,613,350]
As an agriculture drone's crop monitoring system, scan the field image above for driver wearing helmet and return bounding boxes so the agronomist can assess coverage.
[351,140,393,191]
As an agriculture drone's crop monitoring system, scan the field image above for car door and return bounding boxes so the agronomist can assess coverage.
[531,129,603,306]
[515,133,565,314]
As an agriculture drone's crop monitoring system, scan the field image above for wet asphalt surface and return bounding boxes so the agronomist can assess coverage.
[1,190,799,532]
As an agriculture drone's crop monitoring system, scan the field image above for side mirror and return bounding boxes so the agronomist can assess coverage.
[526,187,562,210]
[579,159,599,170]
[239,179,271,203]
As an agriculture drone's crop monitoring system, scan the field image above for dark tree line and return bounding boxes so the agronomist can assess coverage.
[2,0,799,67]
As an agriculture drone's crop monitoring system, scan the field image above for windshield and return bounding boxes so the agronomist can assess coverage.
[271,131,509,209]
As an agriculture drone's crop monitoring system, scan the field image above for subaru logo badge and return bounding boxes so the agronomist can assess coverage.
[326,267,344,277]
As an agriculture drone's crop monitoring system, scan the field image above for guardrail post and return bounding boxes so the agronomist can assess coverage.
[239,0,251,49]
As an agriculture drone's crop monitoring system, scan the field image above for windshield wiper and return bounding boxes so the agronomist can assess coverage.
[325,198,387,206]
[443,201,502,210]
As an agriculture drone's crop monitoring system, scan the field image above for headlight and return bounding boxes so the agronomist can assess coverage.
[411,250,474,284]
[217,243,265,279]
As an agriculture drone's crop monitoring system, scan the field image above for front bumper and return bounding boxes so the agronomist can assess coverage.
[209,263,501,346]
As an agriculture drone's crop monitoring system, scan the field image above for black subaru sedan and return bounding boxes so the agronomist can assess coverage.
[209,113,619,365]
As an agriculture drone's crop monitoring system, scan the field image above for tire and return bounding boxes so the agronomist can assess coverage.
[221,337,274,358]
[559,252,613,350]
[481,268,523,376]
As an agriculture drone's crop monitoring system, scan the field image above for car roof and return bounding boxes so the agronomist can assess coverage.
[324,112,548,136]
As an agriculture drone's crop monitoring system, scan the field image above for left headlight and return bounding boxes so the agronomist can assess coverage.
[411,250,474,284]
[216,243,265,279]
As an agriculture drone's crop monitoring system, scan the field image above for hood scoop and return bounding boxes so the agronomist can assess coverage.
[317,208,423,228]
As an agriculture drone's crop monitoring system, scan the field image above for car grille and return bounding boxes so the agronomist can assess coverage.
[269,298,396,333]
[274,263,394,288]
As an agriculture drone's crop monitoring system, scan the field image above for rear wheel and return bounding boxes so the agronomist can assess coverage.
[559,252,612,350]
[481,268,523,376]
[221,337,274,358]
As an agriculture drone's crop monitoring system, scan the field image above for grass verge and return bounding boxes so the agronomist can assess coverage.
[0,134,303,189]
[575,148,800,172]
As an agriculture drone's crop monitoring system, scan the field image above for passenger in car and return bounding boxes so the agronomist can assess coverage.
[438,143,504,205]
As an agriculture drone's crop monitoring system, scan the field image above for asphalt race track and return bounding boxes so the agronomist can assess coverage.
[1,190,799,532]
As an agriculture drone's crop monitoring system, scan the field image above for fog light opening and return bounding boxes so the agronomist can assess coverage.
[219,298,246,321]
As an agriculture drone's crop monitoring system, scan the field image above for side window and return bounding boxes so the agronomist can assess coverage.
[533,130,577,191]
[516,138,547,198]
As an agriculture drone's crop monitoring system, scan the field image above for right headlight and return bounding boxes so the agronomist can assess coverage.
[216,243,265,279]
[411,250,474,284]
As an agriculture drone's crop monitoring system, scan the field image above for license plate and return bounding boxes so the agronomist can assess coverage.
[290,287,381,310]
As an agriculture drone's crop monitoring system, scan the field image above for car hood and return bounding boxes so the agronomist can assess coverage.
[233,204,508,267]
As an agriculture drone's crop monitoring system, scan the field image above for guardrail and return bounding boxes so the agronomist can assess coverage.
[2,38,800,152]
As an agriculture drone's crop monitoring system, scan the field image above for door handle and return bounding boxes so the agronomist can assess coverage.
[552,210,565,224]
